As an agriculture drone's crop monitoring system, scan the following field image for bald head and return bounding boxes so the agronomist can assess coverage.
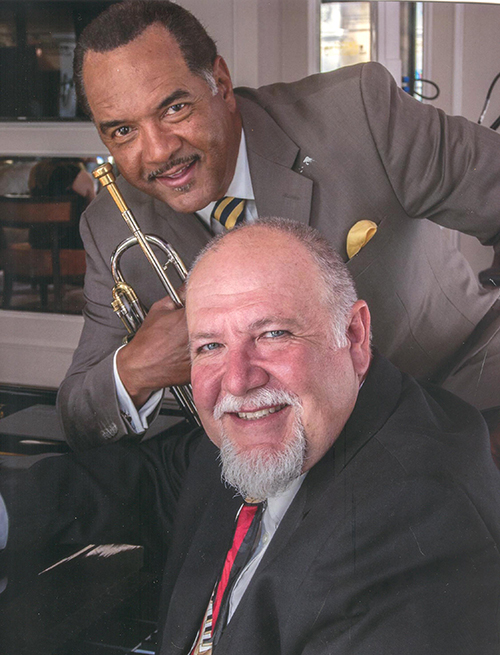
[186,219,372,499]
[187,218,359,348]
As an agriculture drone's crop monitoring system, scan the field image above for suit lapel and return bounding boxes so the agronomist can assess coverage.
[333,352,402,477]
[238,96,313,225]
[168,356,402,654]
[162,472,241,654]
[232,354,403,579]
[152,197,213,260]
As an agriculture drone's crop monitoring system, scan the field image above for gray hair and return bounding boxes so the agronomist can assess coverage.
[188,217,359,349]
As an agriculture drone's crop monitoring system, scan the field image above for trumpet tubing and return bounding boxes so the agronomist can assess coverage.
[93,163,200,428]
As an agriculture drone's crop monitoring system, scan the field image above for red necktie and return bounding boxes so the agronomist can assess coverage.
[212,502,260,629]
[190,501,263,654]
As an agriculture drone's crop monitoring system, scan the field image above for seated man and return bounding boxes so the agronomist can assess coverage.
[1,218,500,654]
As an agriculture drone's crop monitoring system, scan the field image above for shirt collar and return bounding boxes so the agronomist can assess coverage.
[224,129,254,200]
[196,129,254,225]
[265,472,307,532]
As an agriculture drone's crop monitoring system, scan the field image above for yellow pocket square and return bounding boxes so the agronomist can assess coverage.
[346,220,378,259]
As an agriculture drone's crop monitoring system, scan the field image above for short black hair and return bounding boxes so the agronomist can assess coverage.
[73,0,218,117]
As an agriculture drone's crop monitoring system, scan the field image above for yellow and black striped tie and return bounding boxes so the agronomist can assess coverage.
[211,197,246,230]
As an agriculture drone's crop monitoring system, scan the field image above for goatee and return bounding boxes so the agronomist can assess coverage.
[215,389,306,501]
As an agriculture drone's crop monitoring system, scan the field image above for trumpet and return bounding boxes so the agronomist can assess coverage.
[92,163,200,428]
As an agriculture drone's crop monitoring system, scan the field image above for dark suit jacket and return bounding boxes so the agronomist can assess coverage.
[57,62,500,448]
[5,355,500,653]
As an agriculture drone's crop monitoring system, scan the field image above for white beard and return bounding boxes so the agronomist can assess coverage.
[214,388,307,501]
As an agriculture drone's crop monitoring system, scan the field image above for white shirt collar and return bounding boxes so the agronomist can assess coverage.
[224,129,254,200]
[196,129,255,226]
[264,473,306,532]
[227,472,306,622]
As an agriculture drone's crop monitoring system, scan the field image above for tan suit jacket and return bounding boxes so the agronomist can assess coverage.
[58,62,500,448]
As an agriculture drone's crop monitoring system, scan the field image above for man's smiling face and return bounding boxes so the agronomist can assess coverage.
[187,227,370,477]
[83,23,241,213]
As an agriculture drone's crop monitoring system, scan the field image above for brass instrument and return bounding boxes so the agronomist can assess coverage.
[92,163,200,427]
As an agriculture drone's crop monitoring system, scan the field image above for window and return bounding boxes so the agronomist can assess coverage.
[0,1,119,120]
[320,1,371,73]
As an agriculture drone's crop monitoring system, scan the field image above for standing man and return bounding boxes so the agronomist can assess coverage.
[3,220,500,654]
[58,0,500,450]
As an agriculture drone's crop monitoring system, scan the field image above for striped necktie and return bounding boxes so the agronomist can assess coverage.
[190,501,264,654]
[211,196,246,230]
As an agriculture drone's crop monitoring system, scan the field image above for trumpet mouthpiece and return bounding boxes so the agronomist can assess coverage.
[93,163,115,187]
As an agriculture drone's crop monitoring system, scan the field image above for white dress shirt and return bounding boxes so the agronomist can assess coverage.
[195,129,257,231]
[189,473,306,652]
[228,473,306,622]
[114,346,164,433]
[115,130,256,432]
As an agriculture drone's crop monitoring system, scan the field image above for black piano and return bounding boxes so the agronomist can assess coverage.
[0,387,184,655]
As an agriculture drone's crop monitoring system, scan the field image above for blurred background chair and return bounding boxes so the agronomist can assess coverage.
[0,195,86,312]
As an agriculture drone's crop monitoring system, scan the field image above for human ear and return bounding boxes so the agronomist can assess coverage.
[212,56,237,110]
[347,300,372,380]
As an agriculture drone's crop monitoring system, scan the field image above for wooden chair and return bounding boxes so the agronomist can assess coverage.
[0,195,85,312]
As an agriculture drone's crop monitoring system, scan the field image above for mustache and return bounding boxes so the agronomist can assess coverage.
[146,154,200,182]
[213,388,302,420]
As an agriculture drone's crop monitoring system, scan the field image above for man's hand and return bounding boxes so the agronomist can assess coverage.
[116,295,191,408]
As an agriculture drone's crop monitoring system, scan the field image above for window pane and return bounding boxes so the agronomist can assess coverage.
[320,1,371,72]
[0,1,118,120]
[0,155,108,314]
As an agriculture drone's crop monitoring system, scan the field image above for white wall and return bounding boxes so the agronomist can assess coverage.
[166,0,317,88]
[425,3,500,123]
[424,2,500,276]
[0,311,83,388]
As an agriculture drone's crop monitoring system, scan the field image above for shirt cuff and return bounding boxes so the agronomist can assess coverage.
[0,493,8,550]
[113,346,164,434]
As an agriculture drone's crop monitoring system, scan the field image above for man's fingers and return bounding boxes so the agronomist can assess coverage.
[150,295,177,312]
[149,292,184,312]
